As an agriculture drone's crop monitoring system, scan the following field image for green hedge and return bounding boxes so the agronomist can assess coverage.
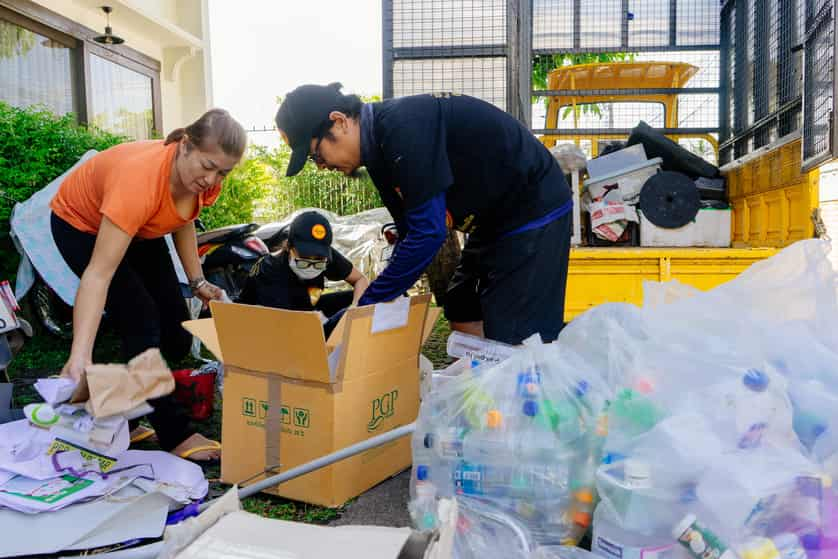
[0,102,125,279]
[200,150,274,229]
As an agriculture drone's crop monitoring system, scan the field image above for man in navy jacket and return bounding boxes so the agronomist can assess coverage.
[275,83,572,344]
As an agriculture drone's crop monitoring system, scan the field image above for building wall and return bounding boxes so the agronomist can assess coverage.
[30,0,211,132]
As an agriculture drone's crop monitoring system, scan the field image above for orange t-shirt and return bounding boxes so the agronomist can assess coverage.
[50,140,222,239]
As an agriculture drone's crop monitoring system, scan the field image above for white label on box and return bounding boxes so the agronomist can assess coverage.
[371,297,410,334]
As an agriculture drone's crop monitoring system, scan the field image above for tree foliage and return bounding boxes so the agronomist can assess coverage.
[532,52,636,118]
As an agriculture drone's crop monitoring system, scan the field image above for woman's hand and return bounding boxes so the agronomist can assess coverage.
[61,354,91,383]
[195,281,225,307]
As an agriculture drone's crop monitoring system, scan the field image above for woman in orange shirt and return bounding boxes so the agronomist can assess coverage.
[50,109,246,461]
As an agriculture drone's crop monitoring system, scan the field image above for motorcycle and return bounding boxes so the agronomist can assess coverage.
[0,280,31,383]
[253,221,290,253]
[195,220,268,302]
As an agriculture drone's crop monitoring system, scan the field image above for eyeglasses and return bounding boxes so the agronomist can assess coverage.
[308,120,334,165]
[293,255,328,270]
[308,135,325,165]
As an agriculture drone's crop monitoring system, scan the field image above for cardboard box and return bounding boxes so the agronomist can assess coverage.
[184,295,435,507]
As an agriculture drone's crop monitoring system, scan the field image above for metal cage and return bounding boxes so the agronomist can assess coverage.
[382,0,837,169]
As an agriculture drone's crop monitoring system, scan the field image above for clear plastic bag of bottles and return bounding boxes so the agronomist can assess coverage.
[410,340,613,548]
[563,241,838,559]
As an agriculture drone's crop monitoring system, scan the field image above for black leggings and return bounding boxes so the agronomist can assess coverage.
[51,212,192,451]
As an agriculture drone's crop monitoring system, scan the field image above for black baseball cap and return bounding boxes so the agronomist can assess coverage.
[275,83,345,177]
[289,211,332,259]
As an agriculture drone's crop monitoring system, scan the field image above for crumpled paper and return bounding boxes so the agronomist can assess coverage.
[589,199,639,241]
[71,349,175,418]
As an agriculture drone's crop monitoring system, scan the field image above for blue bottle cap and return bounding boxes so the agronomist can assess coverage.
[575,380,590,398]
[602,452,626,464]
[416,465,429,481]
[679,483,698,503]
[743,369,769,392]
[423,433,435,449]
[523,400,539,417]
[800,533,822,550]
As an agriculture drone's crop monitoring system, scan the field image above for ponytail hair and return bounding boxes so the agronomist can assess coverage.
[164,108,247,159]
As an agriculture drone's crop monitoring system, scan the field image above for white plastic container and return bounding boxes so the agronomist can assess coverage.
[639,209,731,248]
[584,158,664,203]
[593,505,691,559]
[587,144,649,180]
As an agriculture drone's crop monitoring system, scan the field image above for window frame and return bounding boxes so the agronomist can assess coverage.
[0,0,162,137]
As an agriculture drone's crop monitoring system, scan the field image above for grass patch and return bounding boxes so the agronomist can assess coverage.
[423,311,453,369]
[242,494,344,523]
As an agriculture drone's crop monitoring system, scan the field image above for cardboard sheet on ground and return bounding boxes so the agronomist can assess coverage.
[117,450,208,503]
[0,487,170,557]
[0,461,152,514]
[175,510,413,559]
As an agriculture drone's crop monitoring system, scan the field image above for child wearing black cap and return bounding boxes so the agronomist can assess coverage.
[239,211,369,335]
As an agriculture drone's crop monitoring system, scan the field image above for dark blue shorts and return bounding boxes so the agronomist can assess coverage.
[442,211,572,344]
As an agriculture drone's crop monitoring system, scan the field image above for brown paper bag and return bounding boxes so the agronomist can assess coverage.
[71,348,175,418]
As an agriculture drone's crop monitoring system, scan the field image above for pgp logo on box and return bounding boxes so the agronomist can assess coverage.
[367,390,398,432]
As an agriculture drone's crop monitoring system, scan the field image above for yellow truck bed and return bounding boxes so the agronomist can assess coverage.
[565,247,777,320]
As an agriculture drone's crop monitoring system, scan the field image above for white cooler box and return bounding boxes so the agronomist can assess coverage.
[640,208,732,247]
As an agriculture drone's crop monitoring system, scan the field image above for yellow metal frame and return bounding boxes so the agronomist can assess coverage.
[540,61,718,157]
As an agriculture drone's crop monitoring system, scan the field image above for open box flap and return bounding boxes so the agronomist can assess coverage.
[182,318,223,361]
[187,302,331,383]
[337,295,432,383]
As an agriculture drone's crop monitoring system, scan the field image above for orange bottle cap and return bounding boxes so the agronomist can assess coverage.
[486,410,503,428]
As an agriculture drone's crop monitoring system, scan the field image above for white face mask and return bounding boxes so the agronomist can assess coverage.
[289,255,324,280]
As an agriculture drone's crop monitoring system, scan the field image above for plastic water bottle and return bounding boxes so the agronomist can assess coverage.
[597,458,658,533]
[454,461,512,498]
[610,388,662,437]
[454,462,569,499]
[432,426,466,460]
[789,380,837,459]
[672,514,737,559]
[725,369,797,450]
[410,464,438,530]
[462,409,515,463]
[771,533,807,559]
[792,475,825,553]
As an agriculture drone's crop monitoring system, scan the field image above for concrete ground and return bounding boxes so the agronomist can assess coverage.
[329,469,412,527]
